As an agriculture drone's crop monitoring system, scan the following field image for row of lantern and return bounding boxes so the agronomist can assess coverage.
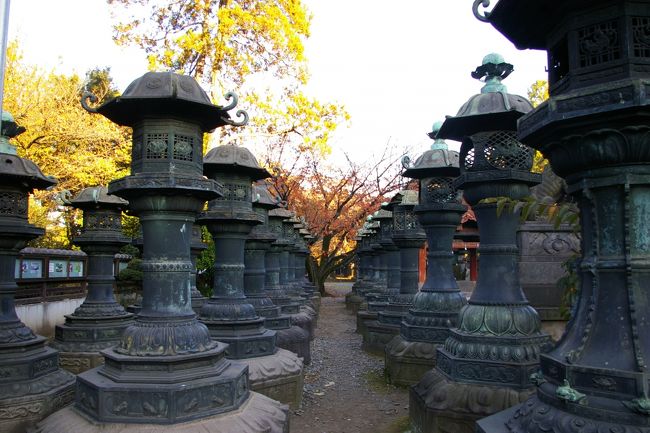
[348,53,555,433]
[0,72,321,433]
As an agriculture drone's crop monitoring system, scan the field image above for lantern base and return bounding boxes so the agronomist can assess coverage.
[356,309,377,335]
[384,335,438,386]
[290,309,315,341]
[237,348,304,409]
[362,320,400,356]
[275,325,311,365]
[410,367,532,433]
[51,315,134,374]
[36,391,289,433]
[263,314,292,330]
[204,319,277,359]
[0,369,75,433]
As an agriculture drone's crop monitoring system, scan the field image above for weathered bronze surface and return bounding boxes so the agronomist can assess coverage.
[38,72,287,432]
[196,145,303,408]
[476,2,650,432]
[364,190,426,354]
[410,55,552,433]
[385,122,467,386]
[267,207,312,363]
[0,111,75,433]
[197,145,276,359]
[189,224,207,310]
[50,186,134,373]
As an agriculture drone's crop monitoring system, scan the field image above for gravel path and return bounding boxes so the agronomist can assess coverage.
[290,283,409,433]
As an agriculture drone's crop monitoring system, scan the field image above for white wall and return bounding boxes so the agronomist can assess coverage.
[16,297,85,339]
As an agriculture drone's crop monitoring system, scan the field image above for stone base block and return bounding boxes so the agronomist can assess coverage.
[276,325,311,365]
[345,292,363,312]
[58,351,105,374]
[191,295,207,311]
[0,371,75,433]
[237,349,304,409]
[362,321,399,356]
[475,404,518,433]
[356,310,376,335]
[35,391,289,433]
[384,335,437,387]
[291,310,314,341]
[309,295,320,312]
[301,305,318,337]
[409,368,533,433]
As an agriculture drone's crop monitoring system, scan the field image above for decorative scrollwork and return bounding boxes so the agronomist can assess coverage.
[80,91,99,113]
[472,0,492,22]
[401,155,411,169]
[220,92,249,126]
[222,110,249,127]
[221,91,239,111]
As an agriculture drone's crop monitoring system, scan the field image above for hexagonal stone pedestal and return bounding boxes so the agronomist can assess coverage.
[410,368,531,433]
[384,336,437,387]
[237,348,304,409]
[35,391,288,433]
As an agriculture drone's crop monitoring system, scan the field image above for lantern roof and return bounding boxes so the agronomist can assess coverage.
[403,121,460,179]
[475,0,595,50]
[438,54,533,141]
[70,186,129,210]
[268,207,293,219]
[0,111,57,190]
[204,145,271,180]
[83,71,247,132]
[252,182,281,209]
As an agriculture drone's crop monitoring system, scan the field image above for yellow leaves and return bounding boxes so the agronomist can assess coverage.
[528,80,549,108]
[109,0,311,85]
[4,40,131,210]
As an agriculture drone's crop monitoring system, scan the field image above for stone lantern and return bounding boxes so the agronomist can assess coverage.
[246,183,309,363]
[245,183,286,320]
[371,207,400,303]
[266,207,300,313]
[363,190,425,354]
[197,144,304,409]
[39,72,288,432]
[297,225,320,309]
[189,224,207,309]
[285,223,304,290]
[346,223,375,312]
[267,206,312,363]
[409,55,553,433]
[0,112,75,433]
[279,213,304,298]
[474,2,650,432]
[290,221,310,296]
[366,216,387,296]
[356,207,399,335]
[385,121,467,387]
[51,186,133,373]
[279,211,317,339]
[293,223,320,327]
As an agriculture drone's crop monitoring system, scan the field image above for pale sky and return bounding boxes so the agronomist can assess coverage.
[7,0,548,161]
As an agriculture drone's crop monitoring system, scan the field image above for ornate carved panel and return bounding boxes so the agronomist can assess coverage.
[172,134,194,161]
[145,133,169,159]
[578,20,621,68]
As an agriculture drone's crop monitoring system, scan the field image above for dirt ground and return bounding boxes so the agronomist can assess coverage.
[290,283,409,433]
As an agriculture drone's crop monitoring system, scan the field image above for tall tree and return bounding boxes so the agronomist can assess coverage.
[107,0,348,155]
[285,147,405,293]
[108,0,311,88]
[3,41,131,247]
